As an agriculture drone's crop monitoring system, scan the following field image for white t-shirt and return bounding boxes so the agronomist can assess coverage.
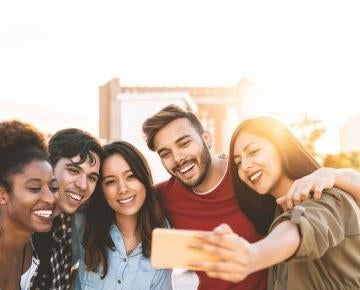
[20,257,39,290]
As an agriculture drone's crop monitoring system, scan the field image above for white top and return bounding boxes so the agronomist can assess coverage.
[20,257,40,290]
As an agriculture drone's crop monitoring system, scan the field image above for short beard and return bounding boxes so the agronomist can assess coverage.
[179,141,211,188]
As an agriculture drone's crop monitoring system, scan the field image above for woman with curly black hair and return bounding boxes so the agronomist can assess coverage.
[0,120,58,290]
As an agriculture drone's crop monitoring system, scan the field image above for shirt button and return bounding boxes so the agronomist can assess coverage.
[117,280,121,284]
[123,258,127,262]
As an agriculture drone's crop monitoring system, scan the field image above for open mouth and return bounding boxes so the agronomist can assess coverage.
[248,170,263,184]
[118,195,136,205]
[33,209,53,219]
[66,191,83,202]
[176,161,195,175]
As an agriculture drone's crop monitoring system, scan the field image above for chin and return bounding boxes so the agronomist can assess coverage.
[34,224,53,232]
[62,205,78,215]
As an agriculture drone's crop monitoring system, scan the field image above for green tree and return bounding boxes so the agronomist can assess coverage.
[323,152,360,170]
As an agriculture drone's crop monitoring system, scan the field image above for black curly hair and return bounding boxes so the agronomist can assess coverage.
[0,120,49,193]
[48,128,103,168]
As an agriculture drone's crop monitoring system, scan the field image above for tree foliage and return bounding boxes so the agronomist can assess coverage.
[291,116,325,158]
[291,115,360,170]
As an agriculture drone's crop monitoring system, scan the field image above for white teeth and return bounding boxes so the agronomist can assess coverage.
[250,171,262,182]
[179,163,195,173]
[34,210,53,218]
[119,196,135,204]
[67,192,82,201]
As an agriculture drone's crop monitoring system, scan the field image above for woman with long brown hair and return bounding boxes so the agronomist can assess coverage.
[73,141,172,289]
[190,117,360,290]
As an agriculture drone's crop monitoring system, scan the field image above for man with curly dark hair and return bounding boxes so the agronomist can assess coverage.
[30,128,103,290]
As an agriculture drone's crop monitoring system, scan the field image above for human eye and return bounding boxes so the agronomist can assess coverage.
[234,159,242,168]
[49,185,59,193]
[180,139,191,147]
[248,146,260,156]
[126,172,136,180]
[68,167,80,175]
[88,175,99,183]
[28,187,41,193]
[159,151,171,159]
[103,179,115,186]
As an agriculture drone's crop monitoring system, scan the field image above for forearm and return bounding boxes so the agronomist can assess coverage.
[334,168,360,202]
[251,220,300,272]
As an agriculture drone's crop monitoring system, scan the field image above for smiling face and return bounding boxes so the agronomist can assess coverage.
[101,154,146,218]
[233,130,293,197]
[152,118,211,188]
[2,160,57,233]
[53,152,100,214]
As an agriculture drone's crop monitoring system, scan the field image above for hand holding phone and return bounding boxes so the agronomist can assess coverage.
[151,228,222,271]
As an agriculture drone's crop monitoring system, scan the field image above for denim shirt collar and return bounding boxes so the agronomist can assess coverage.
[110,224,142,257]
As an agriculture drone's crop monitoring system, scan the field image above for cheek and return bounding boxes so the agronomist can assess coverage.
[133,184,146,202]
[238,168,246,181]
[102,185,113,196]
[57,173,72,189]
[103,189,116,205]
[161,158,173,170]
[88,182,97,193]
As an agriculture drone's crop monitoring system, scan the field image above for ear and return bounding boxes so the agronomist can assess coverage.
[0,187,8,206]
[201,131,213,150]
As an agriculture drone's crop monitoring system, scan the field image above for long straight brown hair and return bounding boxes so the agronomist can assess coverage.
[83,141,165,278]
[229,117,320,235]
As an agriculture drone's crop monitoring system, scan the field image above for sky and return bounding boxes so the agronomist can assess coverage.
[1,0,360,152]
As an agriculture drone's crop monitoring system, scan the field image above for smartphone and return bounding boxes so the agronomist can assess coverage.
[150,228,221,271]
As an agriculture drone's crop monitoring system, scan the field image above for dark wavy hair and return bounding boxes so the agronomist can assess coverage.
[48,128,103,167]
[229,117,320,236]
[83,141,165,278]
[0,120,48,193]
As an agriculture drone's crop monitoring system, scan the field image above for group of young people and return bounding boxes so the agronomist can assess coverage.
[1,104,360,290]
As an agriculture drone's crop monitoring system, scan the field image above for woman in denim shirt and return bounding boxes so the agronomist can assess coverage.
[73,141,172,290]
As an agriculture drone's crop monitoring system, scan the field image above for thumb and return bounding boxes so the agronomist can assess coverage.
[276,196,288,211]
[214,223,234,234]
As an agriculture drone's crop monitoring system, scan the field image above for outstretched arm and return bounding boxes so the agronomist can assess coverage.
[277,167,360,210]
[188,222,300,283]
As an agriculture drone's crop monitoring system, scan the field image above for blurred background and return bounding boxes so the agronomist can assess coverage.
[2,0,360,180]
[2,1,360,288]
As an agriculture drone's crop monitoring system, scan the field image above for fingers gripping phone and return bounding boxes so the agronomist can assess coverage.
[151,228,221,271]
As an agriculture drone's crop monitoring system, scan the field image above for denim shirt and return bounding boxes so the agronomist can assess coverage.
[73,224,172,290]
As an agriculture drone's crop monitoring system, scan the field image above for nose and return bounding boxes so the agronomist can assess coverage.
[75,174,88,191]
[42,187,56,205]
[173,149,185,163]
[117,179,129,195]
[241,156,253,171]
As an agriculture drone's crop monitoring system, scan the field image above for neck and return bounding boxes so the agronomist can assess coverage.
[271,176,295,199]
[0,214,31,250]
[53,204,63,217]
[192,154,227,194]
[115,214,138,238]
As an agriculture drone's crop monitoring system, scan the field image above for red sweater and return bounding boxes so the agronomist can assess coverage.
[156,168,267,290]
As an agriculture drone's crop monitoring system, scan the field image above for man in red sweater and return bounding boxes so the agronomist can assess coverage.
[142,104,360,290]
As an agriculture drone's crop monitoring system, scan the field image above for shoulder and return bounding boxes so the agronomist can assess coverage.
[310,187,359,211]
[155,177,177,194]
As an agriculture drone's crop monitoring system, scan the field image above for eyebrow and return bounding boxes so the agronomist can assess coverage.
[65,162,81,169]
[233,142,258,159]
[103,169,132,179]
[25,178,42,184]
[66,162,100,179]
[157,135,192,155]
